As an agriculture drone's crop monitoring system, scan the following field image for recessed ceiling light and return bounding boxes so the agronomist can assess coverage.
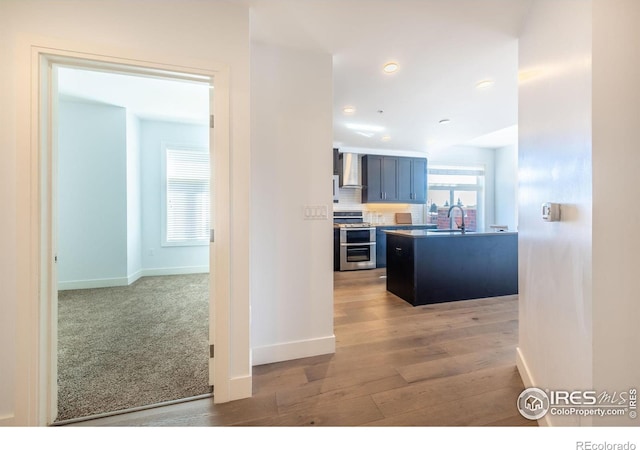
[346,123,385,132]
[475,79,495,89]
[383,62,399,74]
[381,135,391,142]
[439,119,451,125]
[343,106,356,114]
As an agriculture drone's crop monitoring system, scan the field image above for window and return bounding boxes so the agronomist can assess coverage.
[164,147,210,246]
[427,165,485,231]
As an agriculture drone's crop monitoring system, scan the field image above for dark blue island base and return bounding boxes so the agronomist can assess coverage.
[385,230,518,306]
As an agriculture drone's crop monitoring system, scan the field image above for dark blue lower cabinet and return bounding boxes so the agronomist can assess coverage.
[376,225,436,268]
[386,232,518,306]
[334,228,340,271]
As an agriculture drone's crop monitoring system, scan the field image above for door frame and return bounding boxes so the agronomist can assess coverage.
[23,44,233,425]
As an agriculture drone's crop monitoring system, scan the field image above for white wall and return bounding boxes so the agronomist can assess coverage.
[58,105,208,289]
[57,100,128,288]
[0,2,17,421]
[495,144,518,231]
[1,0,251,423]
[517,0,593,426]
[250,42,334,365]
[592,0,640,426]
[126,111,142,283]
[140,119,209,274]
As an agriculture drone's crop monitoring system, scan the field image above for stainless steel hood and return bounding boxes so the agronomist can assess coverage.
[340,152,362,188]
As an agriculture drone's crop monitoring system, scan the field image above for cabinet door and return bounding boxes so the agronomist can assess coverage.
[412,158,427,203]
[382,157,399,201]
[362,155,383,202]
[397,158,413,202]
[334,227,340,271]
[386,234,416,303]
[375,228,387,268]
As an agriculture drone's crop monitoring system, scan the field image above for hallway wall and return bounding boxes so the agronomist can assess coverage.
[1,0,251,423]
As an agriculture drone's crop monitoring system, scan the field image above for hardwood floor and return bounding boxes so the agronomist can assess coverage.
[67,268,534,427]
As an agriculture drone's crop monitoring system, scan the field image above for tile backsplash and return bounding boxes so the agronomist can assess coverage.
[334,187,426,225]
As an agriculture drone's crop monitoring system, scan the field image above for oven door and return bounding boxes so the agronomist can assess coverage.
[339,228,376,271]
[340,227,375,244]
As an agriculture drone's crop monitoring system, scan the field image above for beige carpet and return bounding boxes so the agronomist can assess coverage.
[56,273,212,422]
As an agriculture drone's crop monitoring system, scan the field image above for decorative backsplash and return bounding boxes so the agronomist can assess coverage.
[334,187,426,225]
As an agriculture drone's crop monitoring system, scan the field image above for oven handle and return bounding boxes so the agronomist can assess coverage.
[340,242,376,247]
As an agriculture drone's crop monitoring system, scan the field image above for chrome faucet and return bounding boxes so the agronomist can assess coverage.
[447,205,466,233]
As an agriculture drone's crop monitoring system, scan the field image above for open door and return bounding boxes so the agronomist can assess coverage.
[208,87,216,390]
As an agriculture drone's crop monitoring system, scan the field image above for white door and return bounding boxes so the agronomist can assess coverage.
[208,89,216,388]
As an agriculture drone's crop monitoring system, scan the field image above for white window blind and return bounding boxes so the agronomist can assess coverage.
[166,148,210,245]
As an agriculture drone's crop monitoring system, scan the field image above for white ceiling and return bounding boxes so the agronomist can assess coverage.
[58,0,531,152]
[57,67,210,125]
[249,0,530,153]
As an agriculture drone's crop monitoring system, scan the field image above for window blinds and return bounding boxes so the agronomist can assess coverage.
[166,148,210,243]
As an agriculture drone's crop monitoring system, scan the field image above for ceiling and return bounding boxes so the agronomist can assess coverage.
[58,0,531,153]
[57,67,210,125]
[248,0,531,153]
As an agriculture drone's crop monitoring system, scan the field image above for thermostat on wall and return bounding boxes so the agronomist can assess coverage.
[542,202,561,222]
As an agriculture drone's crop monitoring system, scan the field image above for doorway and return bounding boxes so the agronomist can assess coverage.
[53,66,213,422]
[32,50,232,425]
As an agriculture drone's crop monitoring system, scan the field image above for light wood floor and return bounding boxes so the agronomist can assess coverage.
[67,269,534,427]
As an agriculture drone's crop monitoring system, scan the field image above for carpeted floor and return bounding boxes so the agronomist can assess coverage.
[56,273,212,422]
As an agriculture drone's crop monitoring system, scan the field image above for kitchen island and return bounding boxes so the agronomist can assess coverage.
[375,224,437,268]
[385,229,518,306]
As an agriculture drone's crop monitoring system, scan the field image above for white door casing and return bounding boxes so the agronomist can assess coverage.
[24,45,233,425]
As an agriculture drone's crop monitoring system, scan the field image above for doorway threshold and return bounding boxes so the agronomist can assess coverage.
[51,392,213,426]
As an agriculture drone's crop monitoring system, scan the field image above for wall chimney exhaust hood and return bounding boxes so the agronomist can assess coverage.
[339,152,362,188]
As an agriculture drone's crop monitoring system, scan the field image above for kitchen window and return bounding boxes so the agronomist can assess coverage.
[427,165,485,231]
[163,147,210,246]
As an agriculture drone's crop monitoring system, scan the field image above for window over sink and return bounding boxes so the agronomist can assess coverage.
[427,165,485,231]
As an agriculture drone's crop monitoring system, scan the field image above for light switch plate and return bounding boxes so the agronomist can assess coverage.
[542,202,561,222]
[303,205,328,220]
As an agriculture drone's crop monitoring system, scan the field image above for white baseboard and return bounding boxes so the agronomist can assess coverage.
[141,266,209,277]
[516,346,534,388]
[252,335,336,366]
[58,266,209,290]
[228,375,252,402]
[127,270,143,285]
[0,415,15,427]
[516,347,553,427]
[58,276,130,291]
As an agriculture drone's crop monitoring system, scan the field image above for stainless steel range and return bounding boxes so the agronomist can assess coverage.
[334,211,376,271]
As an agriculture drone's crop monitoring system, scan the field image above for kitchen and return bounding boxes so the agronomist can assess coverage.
[333,145,518,307]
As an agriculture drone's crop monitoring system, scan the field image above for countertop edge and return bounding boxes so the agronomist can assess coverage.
[384,229,518,238]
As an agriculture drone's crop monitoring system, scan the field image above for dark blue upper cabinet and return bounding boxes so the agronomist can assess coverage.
[411,158,427,204]
[362,155,398,202]
[363,155,426,204]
